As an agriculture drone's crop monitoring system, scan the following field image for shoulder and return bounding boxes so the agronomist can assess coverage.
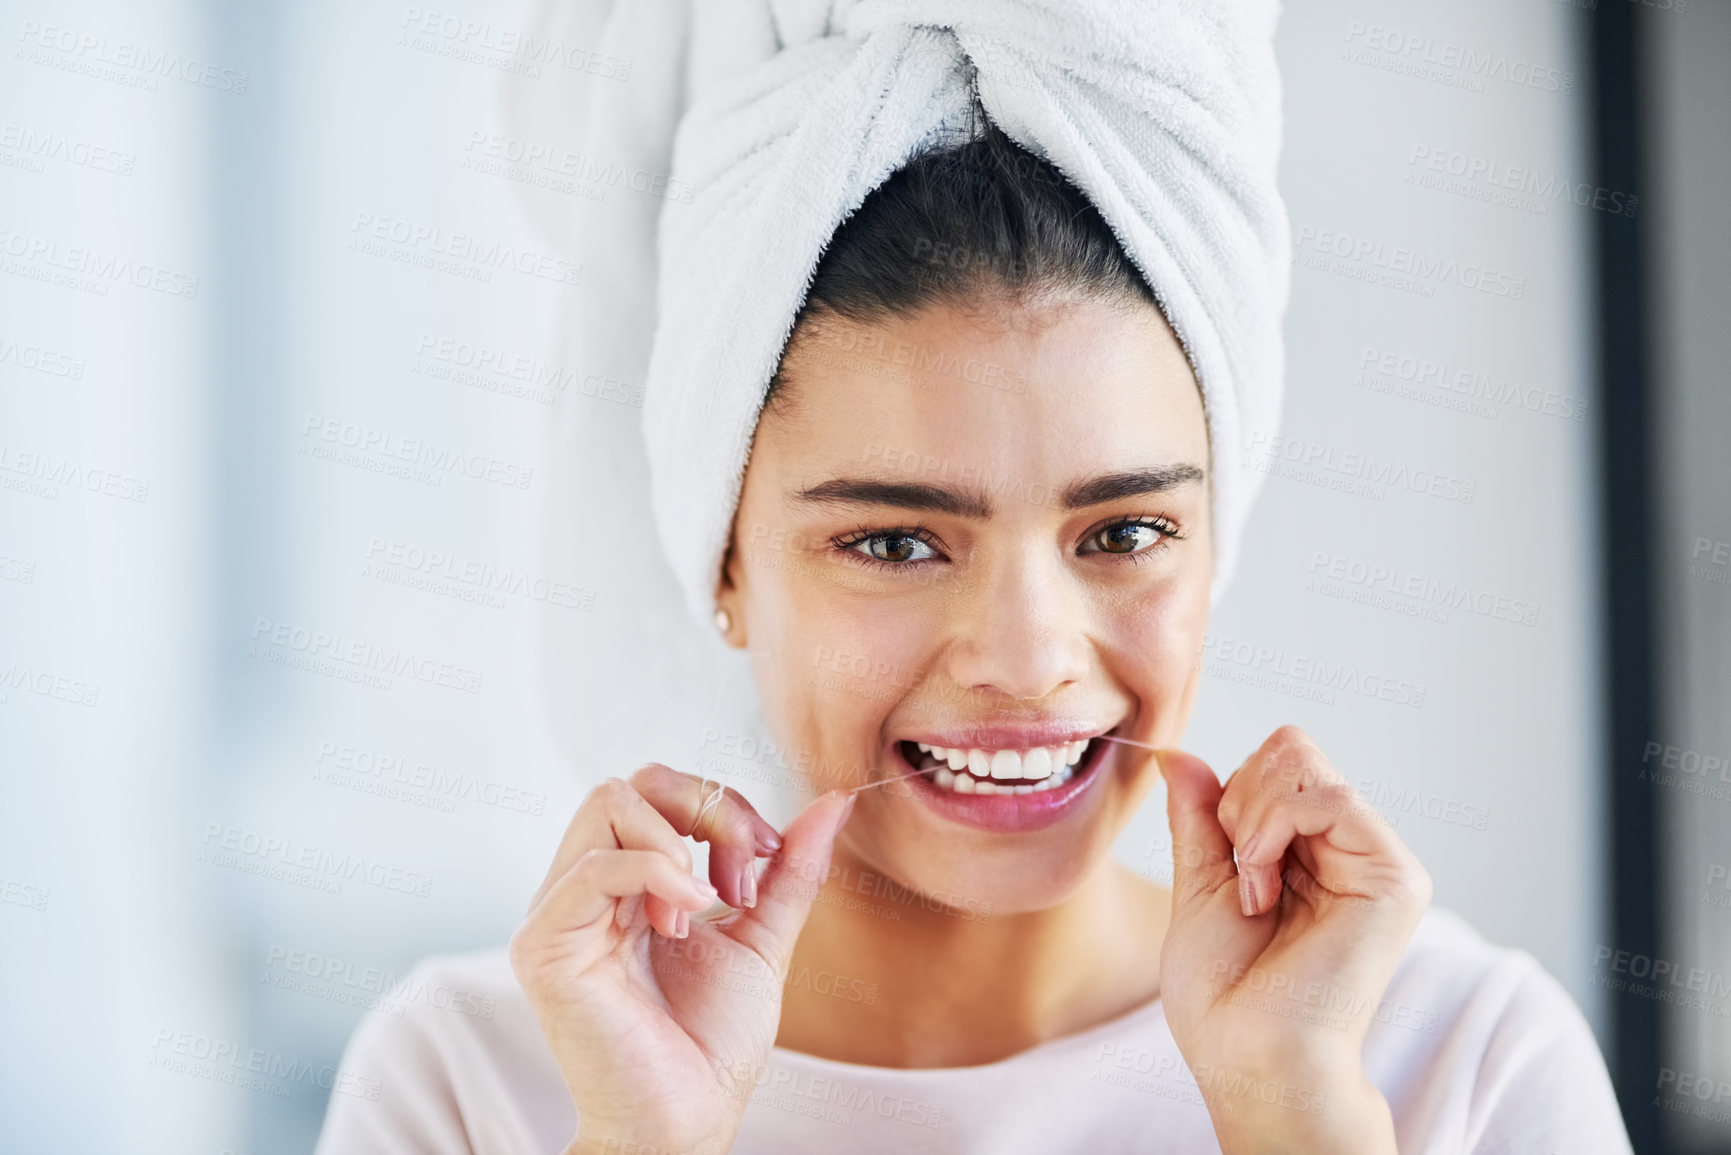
[315,949,572,1155]
[1369,906,1632,1155]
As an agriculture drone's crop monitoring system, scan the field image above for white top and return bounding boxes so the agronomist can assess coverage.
[314,907,1632,1154]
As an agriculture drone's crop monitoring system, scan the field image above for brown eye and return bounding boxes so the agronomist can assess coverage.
[853,533,934,563]
[1089,523,1163,555]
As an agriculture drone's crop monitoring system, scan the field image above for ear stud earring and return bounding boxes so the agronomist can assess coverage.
[714,608,732,634]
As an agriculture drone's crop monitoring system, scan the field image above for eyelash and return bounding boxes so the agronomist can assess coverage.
[831,525,945,573]
[1078,515,1185,565]
[830,516,1185,572]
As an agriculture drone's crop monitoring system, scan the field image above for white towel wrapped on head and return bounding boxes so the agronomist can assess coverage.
[628,0,1290,626]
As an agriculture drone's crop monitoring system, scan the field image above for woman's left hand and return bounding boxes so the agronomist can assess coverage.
[1155,725,1432,1155]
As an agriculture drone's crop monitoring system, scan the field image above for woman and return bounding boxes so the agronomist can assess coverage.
[319,5,1630,1153]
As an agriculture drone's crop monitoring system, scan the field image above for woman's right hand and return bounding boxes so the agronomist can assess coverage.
[510,763,856,1155]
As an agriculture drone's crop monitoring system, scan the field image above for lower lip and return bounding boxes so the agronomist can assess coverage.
[895,736,1114,833]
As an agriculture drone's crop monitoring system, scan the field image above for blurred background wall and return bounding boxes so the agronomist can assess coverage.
[0,1,1723,1152]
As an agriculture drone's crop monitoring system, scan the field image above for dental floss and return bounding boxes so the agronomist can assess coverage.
[1097,734,1160,752]
[848,766,928,794]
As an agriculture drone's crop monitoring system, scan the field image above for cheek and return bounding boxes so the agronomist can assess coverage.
[1099,575,1209,701]
[746,564,939,742]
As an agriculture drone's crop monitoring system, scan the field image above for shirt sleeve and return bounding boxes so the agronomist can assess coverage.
[314,999,478,1155]
[1465,955,1634,1155]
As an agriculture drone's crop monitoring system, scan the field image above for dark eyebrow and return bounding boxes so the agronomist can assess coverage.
[1062,465,1205,509]
[791,464,1205,519]
[791,478,993,519]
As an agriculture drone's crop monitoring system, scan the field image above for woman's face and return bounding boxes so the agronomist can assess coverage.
[719,294,1212,915]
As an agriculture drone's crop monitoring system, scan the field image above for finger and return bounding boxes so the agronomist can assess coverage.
[1156,749,1237,908]
[1215,727,1366,917]
[727,790,856,972]
[1215,726,1344,843]
[530,776,698,913]
[631,763,783,909]
[523,849,718,949]
[1232,781,1419,918]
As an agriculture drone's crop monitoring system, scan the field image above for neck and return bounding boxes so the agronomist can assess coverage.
[774,851,1171,1068]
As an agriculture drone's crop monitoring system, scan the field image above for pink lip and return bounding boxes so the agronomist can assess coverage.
[891,732,1116,834]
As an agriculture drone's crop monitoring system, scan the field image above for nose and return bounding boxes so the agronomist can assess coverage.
[940,544,1092,702]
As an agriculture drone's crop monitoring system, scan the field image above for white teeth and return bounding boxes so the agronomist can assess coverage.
[914,739,1095,794]
[1022,747,1052,780]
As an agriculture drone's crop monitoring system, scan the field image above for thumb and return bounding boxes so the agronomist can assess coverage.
[1158,749,1236,907]
[729,789,855,970]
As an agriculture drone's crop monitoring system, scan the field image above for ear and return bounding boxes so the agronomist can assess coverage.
[713,542,746,649]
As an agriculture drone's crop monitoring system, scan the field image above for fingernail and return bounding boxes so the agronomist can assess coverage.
[675,910,689,938]
[837,793,858,827]
[740,866,757,908]
[693,878,718,899]
[1239,872,1258,917]
[1238,832,1262,862]
[761,831,782,853]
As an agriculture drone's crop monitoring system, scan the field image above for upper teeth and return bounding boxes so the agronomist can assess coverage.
[915,740,1090,781]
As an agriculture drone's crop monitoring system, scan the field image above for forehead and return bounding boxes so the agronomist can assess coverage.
[755,297,1208,487]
